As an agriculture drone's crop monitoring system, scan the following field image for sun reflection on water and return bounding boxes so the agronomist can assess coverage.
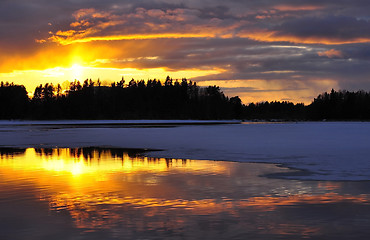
[1,148,370,239]
[1,148,228,176]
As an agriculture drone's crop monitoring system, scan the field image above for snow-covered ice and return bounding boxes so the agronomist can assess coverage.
[1,120,370,181]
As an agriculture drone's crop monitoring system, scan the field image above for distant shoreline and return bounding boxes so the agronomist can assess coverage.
[0,119,242,127]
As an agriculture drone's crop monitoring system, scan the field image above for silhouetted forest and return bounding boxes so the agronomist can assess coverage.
[1,79,370,120]
[307,89,370,120]
[1,77,242,119]
[244,89,370,120]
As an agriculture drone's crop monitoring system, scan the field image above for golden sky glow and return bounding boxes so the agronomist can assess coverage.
[0,65,223,93]
[1,1,370,103]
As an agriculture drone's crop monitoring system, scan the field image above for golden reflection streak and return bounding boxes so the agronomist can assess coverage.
[0,148,228,201]
[243,193,370,210]
[0,148,227,176]
[46,192,370,230]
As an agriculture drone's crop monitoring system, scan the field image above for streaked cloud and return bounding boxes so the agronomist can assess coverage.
[318,49,344,58]
[1,0,370,104]
[46,7,240,45]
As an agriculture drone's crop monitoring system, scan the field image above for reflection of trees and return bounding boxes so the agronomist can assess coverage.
[35,148,54,156]
[33,147,146,159]
[0,148,26,158]
[28,147,189,167]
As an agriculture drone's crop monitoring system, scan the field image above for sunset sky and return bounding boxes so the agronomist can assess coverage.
[1,0,370,103]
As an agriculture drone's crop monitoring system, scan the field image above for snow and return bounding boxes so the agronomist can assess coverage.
[0,119,241,126]
[1,120,370,181]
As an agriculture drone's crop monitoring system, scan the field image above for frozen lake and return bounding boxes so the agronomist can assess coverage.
[1,121,370,239]
[1,147,370,240]
[1,120,370,180]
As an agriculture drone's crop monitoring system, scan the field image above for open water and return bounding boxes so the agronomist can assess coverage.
[1,147,370,239]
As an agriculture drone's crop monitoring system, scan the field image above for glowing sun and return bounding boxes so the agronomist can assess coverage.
[71,64,84,80]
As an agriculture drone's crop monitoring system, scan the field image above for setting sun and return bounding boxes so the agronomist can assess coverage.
[70,63,84,81]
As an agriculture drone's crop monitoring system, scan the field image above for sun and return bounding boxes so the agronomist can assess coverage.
[70,63,84,80]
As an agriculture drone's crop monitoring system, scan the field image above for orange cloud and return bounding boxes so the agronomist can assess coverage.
[238,30,370,45]
[43,7,370,46]
[273,5,324,11]
[254,5,324,21]
[73,8,111,20]
[55,30,78,37]
[317,49,344,58]
[44,7,241,45]
[50,33,218,45]
[70,20,91,28]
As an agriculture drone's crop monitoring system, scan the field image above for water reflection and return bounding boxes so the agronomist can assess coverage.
[1,148,370,239]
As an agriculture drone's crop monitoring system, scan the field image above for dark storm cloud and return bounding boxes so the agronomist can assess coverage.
[274,16,370,41]
[339,43,370,60]
[0,1,73,49]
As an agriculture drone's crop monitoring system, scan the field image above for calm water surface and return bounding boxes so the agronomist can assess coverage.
[1,148,370,240]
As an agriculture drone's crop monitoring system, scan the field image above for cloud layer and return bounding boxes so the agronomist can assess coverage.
[1,0,370,103]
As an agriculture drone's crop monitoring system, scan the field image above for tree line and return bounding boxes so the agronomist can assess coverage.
[0,77,242,119]
[1,79,370,120]
[307,89,370,120]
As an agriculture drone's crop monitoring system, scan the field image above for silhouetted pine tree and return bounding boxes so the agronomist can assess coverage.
[0,82,29,119]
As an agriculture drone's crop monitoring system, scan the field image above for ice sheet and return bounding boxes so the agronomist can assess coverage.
[1,120,370,181]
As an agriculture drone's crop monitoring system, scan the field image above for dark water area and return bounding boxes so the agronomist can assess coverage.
[1,148,370,240]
